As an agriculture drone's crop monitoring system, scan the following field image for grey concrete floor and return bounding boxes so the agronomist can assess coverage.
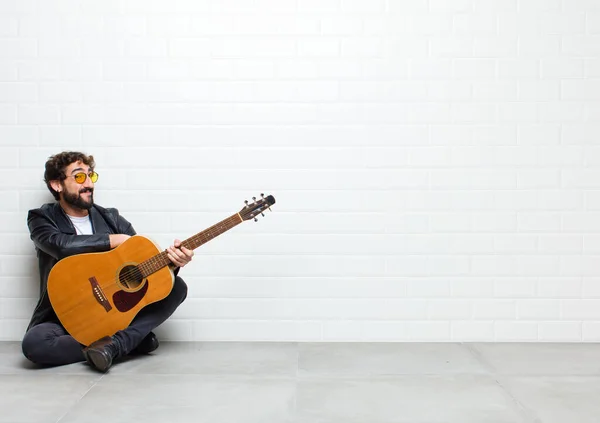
[1,341,600,423]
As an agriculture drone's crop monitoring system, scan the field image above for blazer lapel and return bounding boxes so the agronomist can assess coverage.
[89,206,112,234]
[53,204,76,235]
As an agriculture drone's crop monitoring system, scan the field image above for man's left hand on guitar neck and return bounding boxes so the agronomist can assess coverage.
[166,239,194,268]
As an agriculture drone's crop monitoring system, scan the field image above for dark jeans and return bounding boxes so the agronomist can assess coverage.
[21,276,188,367]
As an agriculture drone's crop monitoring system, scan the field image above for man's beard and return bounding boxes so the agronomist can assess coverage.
[63,188,94,210]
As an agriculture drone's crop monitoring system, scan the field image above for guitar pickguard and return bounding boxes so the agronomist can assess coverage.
[112,282,149,312]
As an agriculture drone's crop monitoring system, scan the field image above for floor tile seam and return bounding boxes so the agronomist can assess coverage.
[491,374,600,378]
[493,375,544,423]
[84,372,502,379]
[94,373,298,381]
[0,371,102,377]
[23,372,600,379]
[295,372,501,380]
[464,344,545,423]
[463,343,498,374]
[54,374,106,423]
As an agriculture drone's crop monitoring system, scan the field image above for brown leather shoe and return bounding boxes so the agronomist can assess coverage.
[83,336,120,373]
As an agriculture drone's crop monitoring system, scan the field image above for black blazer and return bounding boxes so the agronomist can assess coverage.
[25,203,136,331]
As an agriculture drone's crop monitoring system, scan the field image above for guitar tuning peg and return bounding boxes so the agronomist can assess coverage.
[254,217,258,222]
[252,196,256,202]
[261,212,265,217]
[244,200,249,207]
[261,193,265,198]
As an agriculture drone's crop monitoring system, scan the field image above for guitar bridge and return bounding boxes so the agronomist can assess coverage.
[89,276,112,312]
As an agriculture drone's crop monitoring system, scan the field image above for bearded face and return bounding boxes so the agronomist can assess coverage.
[61,183,94,210]
[53,161,97,213]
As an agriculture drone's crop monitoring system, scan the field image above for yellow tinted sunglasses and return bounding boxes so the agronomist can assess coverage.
[67,171,99,184]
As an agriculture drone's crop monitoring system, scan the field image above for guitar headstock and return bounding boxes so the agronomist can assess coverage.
[239,193,276,222]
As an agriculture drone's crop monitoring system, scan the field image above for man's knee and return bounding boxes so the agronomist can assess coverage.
[21,327,45,364]
[21,323,84,367]
[173,277,188,304]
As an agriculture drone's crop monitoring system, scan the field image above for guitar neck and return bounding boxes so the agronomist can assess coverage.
[138,213,243,277]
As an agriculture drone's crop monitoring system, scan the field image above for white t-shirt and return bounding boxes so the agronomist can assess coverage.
[67,214,93,235]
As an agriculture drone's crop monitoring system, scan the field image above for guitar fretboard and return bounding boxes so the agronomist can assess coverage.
[137,213,242,277]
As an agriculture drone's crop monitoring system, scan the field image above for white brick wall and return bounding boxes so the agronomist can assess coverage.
[1,0,599,342]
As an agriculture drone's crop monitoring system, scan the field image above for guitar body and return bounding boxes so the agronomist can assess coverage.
[47,235,174,346]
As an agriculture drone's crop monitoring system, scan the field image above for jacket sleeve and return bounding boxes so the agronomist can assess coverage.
[27,209,112,261]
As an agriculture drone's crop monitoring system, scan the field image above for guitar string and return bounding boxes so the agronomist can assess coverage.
[114,214,243,284]
[119,216,238,283]
[115,200,271,283]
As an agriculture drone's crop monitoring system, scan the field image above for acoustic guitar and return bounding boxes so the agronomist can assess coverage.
[47,194,275,346]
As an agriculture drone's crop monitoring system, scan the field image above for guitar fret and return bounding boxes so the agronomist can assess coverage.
[138,214,242,278]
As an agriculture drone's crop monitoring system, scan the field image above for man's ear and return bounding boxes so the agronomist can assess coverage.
[50,180,62,193]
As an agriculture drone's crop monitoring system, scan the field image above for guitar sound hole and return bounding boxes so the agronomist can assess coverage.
[119,265,144,291]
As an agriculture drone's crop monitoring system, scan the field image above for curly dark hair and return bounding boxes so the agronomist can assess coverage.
[44,151,95,200]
